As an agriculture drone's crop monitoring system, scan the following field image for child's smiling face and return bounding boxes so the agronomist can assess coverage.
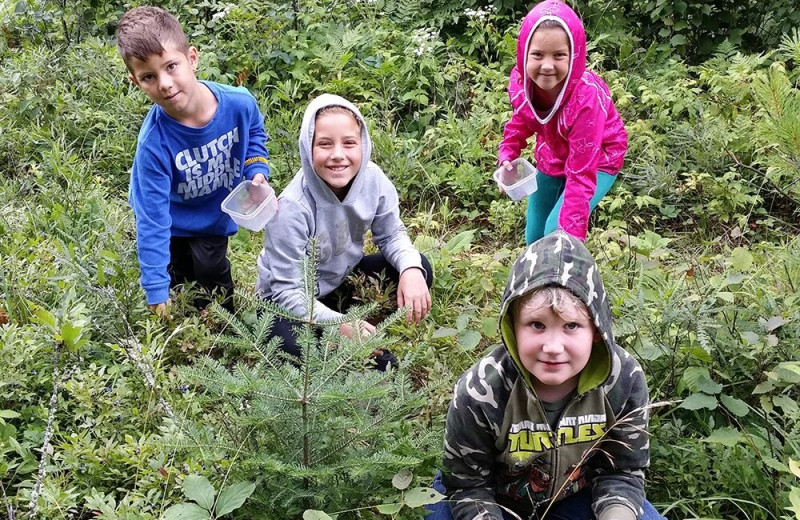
[525,25,571,99]
[513,290,598,402]
[312,110,363,198]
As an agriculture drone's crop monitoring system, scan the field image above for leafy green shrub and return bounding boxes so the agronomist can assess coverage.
[592,228,800,519]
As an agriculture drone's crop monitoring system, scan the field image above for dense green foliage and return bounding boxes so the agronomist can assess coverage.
[1,0,799,518]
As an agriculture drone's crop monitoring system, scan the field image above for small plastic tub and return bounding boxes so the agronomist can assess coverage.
[493,158,538,201]
[221,180,277,231]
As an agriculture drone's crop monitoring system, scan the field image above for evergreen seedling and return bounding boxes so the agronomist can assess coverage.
[165,245,430,516]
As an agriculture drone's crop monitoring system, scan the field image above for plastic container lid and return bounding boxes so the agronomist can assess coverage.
[493,158,538,201]
[220,180,278,231]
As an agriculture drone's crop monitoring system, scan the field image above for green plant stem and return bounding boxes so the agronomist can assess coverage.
[784,260,796,292]
[0,479,15,520]
[29,344,77,518]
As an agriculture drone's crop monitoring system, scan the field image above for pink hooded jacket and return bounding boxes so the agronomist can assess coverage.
[498,0,627,241]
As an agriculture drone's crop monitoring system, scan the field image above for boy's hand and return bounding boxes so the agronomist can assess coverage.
[339,320,376,340]
[397,268,431,324]
[242,174,270,210]
[251,173,268,186]
[148,299,172,320]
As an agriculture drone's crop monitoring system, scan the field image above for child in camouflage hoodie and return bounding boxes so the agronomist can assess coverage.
[435,231,664,520]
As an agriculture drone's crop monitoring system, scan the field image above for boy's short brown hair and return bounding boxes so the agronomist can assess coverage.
[116,6,190,69]
[513,285,592,323]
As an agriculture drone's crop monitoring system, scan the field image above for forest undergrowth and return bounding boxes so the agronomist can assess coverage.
[1,0,799,518]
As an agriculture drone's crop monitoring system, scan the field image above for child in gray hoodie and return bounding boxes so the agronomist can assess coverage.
[256,94,432,366]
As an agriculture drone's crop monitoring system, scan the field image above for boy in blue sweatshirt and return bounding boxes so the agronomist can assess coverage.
[116,6,270,315]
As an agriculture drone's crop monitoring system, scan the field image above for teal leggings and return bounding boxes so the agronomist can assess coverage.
[525,171,617,245]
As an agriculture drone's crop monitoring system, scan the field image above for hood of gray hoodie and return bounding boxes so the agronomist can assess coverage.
[298,94,371,204]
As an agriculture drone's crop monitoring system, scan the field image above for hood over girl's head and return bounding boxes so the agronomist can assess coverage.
[298,94,372,202]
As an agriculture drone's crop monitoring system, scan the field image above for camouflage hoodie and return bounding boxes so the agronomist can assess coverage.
[443,231,649,520]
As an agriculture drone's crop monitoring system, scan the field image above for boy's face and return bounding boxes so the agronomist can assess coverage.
[525,26,570,96]
[128,42,200,121]
[514,293,598,401]
[311,112,362,198]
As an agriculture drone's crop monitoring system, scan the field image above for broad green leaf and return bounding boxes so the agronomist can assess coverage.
[678,393,717,410]
[392,469,413,490]
[716,292,734,303]
[432,327,458,338]
[34,308,56,329]
[773,395,799,414]
[457,330,482,351]
[182,475,215,511]
[702,427,743,447]
[778,362,800,375]
[303,510,333,520]
[788,487,800,520]
[682,367,722,395]
[763,457,789,473]
[741,331,759,345]
[753,381,775,394]
[789,459,800,478]
[405,487,444,508]
[696,370,724,394]
[670,34,688,45]
[775,364,800,384]
[162,503,211,520]
[215,481,255,516]
[456,313,471,331]
[413,235,437,253]
[723,273,746,285]
[376,502,404,514]
[764,316,786,332]
[443,230,475,254]
[761,395,774,414]
[766,335,779,347]
[720,395,749,417]
[403,487,444,507]
[481,317,498,338]
[96,263,106,285]
[0,411,20,419]
[730,247,753,271]
[0,423,17,441]
[61,322,83,350]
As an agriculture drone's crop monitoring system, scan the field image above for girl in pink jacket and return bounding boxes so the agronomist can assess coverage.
[499,0,627,244]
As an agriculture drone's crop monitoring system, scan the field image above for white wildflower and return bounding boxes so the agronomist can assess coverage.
[464,6,494,21]
[411,27,438,56]
[211,3,235,22]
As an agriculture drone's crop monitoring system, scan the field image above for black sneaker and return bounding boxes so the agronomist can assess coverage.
[369,348,398,372]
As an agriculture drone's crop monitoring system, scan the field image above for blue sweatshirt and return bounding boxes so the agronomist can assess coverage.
[129,81,270,305]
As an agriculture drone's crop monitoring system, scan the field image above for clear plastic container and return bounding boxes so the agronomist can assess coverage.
[493,158,538,201]
[221,180,277,231]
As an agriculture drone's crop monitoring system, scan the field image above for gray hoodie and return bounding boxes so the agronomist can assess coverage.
[443,231,649,520]
[256,94,423,321]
